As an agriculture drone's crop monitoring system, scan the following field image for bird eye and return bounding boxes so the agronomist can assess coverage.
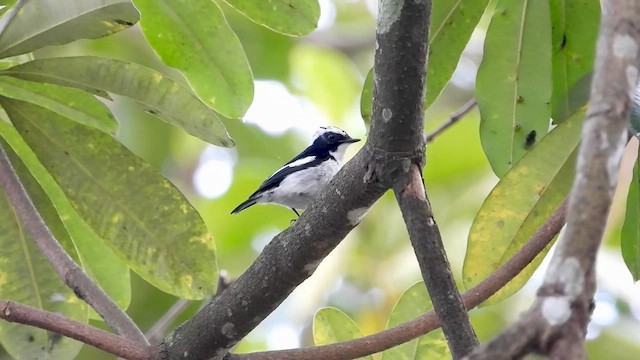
[327,134,337,141]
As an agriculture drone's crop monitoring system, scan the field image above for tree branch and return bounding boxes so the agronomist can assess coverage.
[426,99,477,143]
[0,196,566,360]
[146,273,232,345]
[0,143,148,344]
[0,300,155,360]
[395,164,478,358]
[228,199,568,360]
[466,1,640,358]
[160,1,433,359]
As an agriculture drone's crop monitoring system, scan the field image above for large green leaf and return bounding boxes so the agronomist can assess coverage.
[425,0,490,107]
[0,144,87,360]
[0,57,234,147]
[313,307,372,360]
[622,151,640,281]
[0,0,139,58]
[476,0,553,177]
[133,0,253,119]
[549,0,599,122]
[360,69,374,130]
[0,121,131,314]
[223,0,319,36]
[381,282,449,360]
[0,76,117,135]
[360,0,491,120]
[463,108,586,304]
[1,98,218,299]
[290,44,360,124]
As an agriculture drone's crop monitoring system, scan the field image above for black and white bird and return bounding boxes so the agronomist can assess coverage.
[231,126,360,216]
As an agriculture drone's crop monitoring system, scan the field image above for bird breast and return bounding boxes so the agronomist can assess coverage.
[268,159,341,209]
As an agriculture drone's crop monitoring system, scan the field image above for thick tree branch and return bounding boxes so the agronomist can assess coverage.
[0,300,155,360]
[0,143,147,344]
[228,199,568,360]
[466,1,640,358]
[395,164,478,358]
[371,0,477,354]
[0,198,566,360]
[161,1,433,359]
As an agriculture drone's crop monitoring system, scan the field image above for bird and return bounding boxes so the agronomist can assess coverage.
[231,126,360,216]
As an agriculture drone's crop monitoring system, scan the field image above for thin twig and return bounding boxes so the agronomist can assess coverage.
[145,299,190,345]
[426,99,477,143]
[146,272,233,344]
[0,300,155,360]
[229,199,568,360]
[0,143,148,344]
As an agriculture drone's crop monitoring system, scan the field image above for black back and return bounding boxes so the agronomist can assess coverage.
[247,130,354,198]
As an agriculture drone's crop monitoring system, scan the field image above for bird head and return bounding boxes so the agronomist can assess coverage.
[311,126,360,161]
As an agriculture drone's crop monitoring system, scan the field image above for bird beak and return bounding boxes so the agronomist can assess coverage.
[342,138,360,144]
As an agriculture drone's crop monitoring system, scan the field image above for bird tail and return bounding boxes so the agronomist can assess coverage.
[231,197,258,214]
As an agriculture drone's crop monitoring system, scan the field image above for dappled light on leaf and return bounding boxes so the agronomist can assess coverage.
[134,0,253,119]
[1,98,218,299]
[1,57,233,147]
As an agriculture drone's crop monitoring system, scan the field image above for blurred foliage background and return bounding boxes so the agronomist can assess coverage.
[1,0,639,359]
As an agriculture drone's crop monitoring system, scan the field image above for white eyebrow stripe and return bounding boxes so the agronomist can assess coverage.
[270,156,316,177]
[311,126,348,142]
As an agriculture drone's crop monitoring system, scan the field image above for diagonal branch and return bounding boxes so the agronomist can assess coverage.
[0,198,567,360]
[0,143,148,344]
[466,1,640,358]
[160,1,433,359]
[229,198,568,360]
[0,300,155,360]
[395,164,478,358]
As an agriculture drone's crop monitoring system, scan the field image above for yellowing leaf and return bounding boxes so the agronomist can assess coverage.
[464,107,585,304]
[2,98,218,299]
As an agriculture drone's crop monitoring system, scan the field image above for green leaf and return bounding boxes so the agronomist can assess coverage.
[360,69,373,130]
[0,120,131,313]
[476,0,553,177]
[0,0,139,58]
[1,98,218,299]
[550,0,599,122]
[223,0,319,36]
[360,0,491,116]
[463,107,586,304]
[313,307,372,360]
[381,282,449,360]
[0,144,88,360]
[290,44,360,124]
[425,0,490,107]
[133,0,253,119]
[622,151,640,281]
[0,0,17,17]
[0,76,117,135]
[1,57,234,147]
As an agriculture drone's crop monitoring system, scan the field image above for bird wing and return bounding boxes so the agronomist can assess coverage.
[248,154,329,198]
